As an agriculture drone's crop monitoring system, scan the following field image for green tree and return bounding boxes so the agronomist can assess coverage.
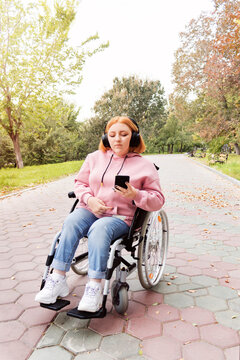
[172,0,240,153]
[21,97,81,165]
[0,0,108,168]
[0,130,15,168]
[92,76,167,151]
[157,114,192,154]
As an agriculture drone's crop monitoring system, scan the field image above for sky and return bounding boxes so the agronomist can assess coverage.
[68,0,214,121]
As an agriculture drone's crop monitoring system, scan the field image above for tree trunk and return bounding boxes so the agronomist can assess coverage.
[233,143,240,155]
[10,133,24,168]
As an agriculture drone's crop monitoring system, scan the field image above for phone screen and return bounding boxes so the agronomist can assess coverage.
[115,175,130,189]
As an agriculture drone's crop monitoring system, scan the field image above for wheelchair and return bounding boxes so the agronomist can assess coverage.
[39,191,169,320]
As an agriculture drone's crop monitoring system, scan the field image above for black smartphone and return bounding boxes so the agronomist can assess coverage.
[115,175,130,189]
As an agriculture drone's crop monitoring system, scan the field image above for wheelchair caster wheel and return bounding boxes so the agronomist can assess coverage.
[111,280,129,315]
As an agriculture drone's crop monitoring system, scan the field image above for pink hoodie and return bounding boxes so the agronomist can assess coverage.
[74,150,165,226]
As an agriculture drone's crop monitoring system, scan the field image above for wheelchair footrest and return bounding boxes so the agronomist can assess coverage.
[67,306,107,319]
[40,299,70,311]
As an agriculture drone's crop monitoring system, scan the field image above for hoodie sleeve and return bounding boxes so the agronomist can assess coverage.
[133,170,165,212]
[74,155,93,205]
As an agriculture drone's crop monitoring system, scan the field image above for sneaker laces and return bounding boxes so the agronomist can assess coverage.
[85,284,100,298]
[45,276,57,290]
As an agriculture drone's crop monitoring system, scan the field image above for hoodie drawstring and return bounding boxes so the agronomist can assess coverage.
[101,154,128,186]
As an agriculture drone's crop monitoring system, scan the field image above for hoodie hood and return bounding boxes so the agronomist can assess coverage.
[107,149,142,159]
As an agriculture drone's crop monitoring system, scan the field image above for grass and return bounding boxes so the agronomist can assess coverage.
[192,154,240,181]
[0,160,84,196]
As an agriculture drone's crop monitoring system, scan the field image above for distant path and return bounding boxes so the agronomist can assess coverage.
[0,155,240,360]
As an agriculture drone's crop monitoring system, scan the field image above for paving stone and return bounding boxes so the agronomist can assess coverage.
[219,277,240,290]
[177,265,202,276]
[0,278,18,290]
[186,247,208,255]
[112,300,145,320]
[127,279,145,292]
[0,340,31,360]
[163,273,190,285]
[15,280,40,294]
[153,281,178,294]
[163,320,200,343]
[19,306,54,327]
[89,313,125,336]
[126,316,162,339]
[143,335,182,360]
[16,292,39,309]
[228,298,240,313]
[20,324,47,349]
[183,340,225,360]
[224,346,240,360]
[54,311,89,331]
[222,255,240,264]
[176,252,198,261]
[196,295,228,312]
[229,269,240,279]
[191,275,219,287]
[0,320,26,342]
[124,355,149,360]
[162,264,176,274]
[202,267,229,279]
[37,324,65,348]
[181,306,216,326]
[185,288,210,298]
[0,303,24,321]
[74,351,115,360]
[131,290,163,306]
[200,323,240,348]
[61,328,101,354]
[147,303,180,322]
[164,292,194,308]
[208,285,238,300]
[100,333,140,359]
[0,289,20,304]
[215,310,240,330]
[28,345,72,360]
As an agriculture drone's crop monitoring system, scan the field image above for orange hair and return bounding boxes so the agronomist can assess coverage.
[98,116,146,153]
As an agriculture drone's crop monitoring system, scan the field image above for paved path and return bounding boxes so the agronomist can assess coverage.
[0,155,240,360]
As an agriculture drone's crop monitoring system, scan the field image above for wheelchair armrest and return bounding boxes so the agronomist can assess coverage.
[68,191,76,198]
[127,207,148,240]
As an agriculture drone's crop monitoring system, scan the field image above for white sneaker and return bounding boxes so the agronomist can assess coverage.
[35,274,69,304]
[78,282,102,312]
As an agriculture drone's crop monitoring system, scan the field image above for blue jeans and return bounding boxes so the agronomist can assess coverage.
[51,208,129,279]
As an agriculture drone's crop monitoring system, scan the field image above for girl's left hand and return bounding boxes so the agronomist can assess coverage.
[114,182,138,200]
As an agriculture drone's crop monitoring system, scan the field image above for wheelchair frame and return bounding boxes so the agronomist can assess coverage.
[40,191,169,320]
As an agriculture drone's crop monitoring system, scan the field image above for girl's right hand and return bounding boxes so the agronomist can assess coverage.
[87,197,113,217]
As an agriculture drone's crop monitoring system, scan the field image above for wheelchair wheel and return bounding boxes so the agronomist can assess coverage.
[71,237,88,275]
[111,280,129,315]
[137,209,169,289]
